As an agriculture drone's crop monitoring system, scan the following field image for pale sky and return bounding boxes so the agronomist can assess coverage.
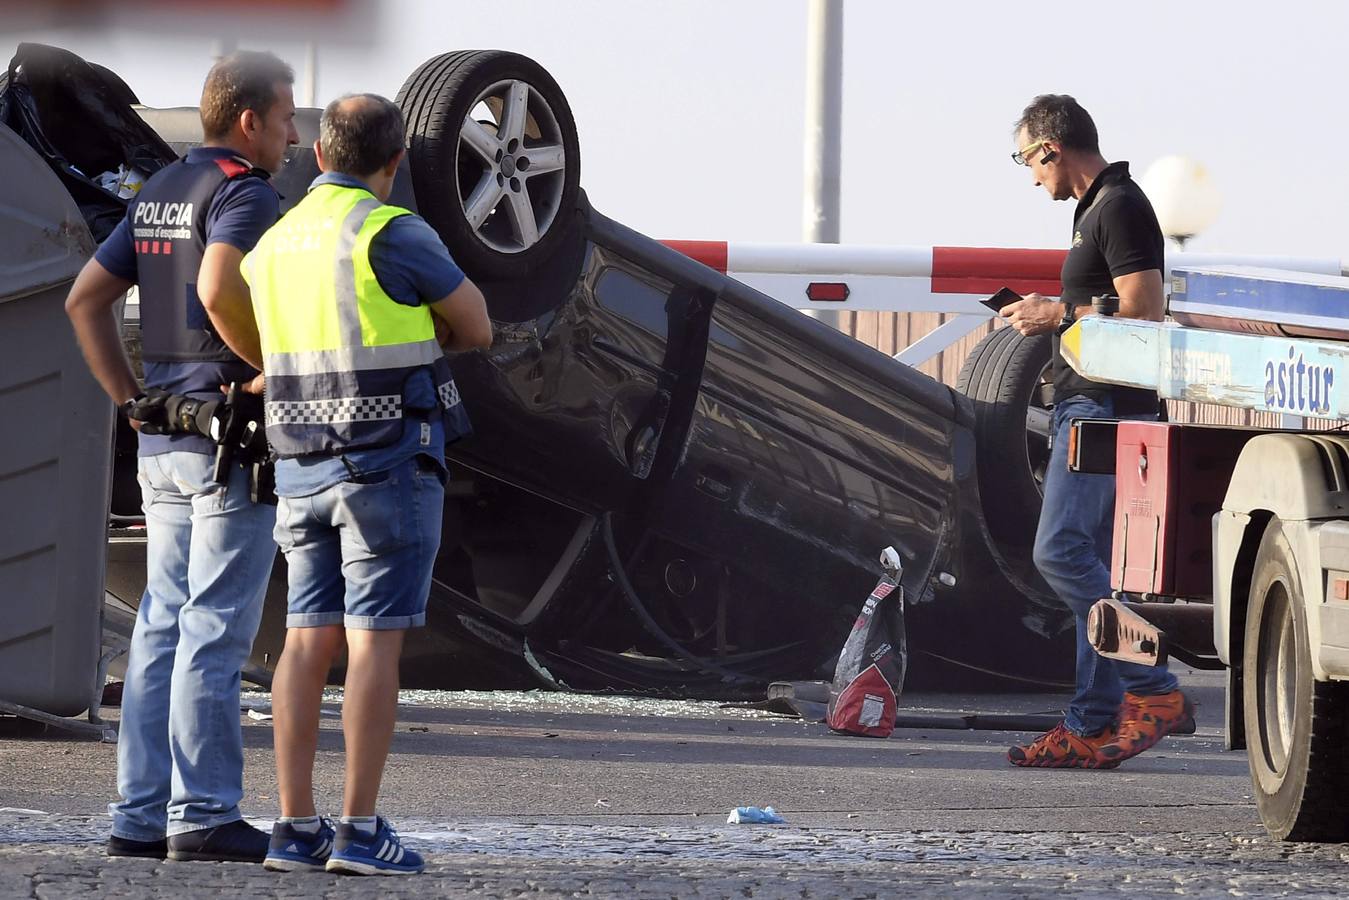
[6,0,1345,259]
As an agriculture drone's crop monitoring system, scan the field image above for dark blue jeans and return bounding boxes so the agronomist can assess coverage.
[1032,394,1178,736]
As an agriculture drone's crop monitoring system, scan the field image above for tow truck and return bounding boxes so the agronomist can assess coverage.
[1062,266,1349,841]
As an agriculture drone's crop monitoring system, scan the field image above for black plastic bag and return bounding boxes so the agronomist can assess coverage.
[1,43,176,242]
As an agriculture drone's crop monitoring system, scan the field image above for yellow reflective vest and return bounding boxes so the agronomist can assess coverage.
[243,182,468,457]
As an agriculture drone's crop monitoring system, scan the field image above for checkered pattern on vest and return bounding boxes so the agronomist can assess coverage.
[247,185,472,457]
[266,394,403,425]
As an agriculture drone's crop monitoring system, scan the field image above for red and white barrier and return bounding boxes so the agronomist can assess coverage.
[660,241,1344,365]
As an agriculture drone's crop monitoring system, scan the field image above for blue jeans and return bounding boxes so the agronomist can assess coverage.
[1032,394,1178,736]
[112,451,276,840]
[276,455,443,630]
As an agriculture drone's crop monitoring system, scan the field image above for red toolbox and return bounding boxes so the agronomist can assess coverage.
[1112,422,1266,598]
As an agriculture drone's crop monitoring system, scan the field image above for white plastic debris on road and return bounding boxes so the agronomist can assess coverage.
[726,806,785,825]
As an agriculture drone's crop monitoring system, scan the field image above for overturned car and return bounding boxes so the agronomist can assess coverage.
[2,44,1069,698]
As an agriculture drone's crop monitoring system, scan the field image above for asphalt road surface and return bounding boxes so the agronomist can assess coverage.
[3,669,1348,897]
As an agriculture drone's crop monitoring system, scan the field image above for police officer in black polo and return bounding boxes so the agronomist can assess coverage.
[996,95,1193,770]
[65,50,298,862]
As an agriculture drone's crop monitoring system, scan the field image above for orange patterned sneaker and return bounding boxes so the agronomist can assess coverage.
[1096,690,1195,766]
[1007,721,1119,769]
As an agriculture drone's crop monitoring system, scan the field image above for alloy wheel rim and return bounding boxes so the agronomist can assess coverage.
[1023,360,1054,496]
[456,78,567,254]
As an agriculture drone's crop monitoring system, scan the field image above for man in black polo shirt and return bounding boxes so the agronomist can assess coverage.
[997,94,1193,768]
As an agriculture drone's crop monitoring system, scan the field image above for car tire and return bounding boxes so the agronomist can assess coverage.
[396,50,581,280]
[1243,517,1349,841]
[954,326,1053,553]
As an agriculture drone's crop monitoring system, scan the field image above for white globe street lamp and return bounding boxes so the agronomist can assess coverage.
[1140,155,1223,250]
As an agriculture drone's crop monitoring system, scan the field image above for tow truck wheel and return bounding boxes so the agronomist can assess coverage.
[954,327,1053,553]
[1243,517,1349,841]
[396,50,581,280]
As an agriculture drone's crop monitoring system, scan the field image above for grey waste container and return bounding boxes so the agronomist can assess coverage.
[0,122,112,717]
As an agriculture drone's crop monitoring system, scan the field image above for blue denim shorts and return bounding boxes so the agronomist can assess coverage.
[275,455,444,630]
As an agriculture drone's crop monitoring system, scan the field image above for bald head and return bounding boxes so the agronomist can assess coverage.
[318,93,406,178]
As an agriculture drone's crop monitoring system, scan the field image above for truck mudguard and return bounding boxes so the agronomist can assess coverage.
[1217,433,1349,678]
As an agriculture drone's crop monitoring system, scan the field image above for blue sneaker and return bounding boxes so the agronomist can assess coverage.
[263,817,335,872]
[325,817,424,876]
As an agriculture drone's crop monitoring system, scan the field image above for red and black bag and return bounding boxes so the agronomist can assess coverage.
[826,547,906,738]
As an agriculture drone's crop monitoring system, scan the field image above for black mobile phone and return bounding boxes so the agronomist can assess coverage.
[981,286,1022,314]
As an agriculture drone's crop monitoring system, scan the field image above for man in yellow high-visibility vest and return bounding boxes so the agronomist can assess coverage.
[240,93,491,875]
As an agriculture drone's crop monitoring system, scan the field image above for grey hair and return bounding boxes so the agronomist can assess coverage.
[319,93,406,177]
[1013,94,1100,153]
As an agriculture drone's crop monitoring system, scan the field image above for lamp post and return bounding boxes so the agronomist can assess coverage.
[1140,155,1222,250]
[802,0,843,327]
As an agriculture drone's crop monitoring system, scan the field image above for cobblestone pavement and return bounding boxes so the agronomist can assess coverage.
[3,814,1349,898]
[5,675,1349,896]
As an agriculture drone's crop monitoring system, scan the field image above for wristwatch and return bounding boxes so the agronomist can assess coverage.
[119,393,146,417]
[1056,301,1077,335]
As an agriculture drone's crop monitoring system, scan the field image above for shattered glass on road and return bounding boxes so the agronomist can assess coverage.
[3,812,1349,897]
[241,688,817,721]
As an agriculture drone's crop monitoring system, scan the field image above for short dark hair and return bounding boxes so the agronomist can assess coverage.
[200,50,294,141]
[1014,94,1100,154]
[319,94,406,178]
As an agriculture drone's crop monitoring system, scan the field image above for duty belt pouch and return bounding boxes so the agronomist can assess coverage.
[212,383,273,502]
[250,458,277,506]
[827,549,906,738]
